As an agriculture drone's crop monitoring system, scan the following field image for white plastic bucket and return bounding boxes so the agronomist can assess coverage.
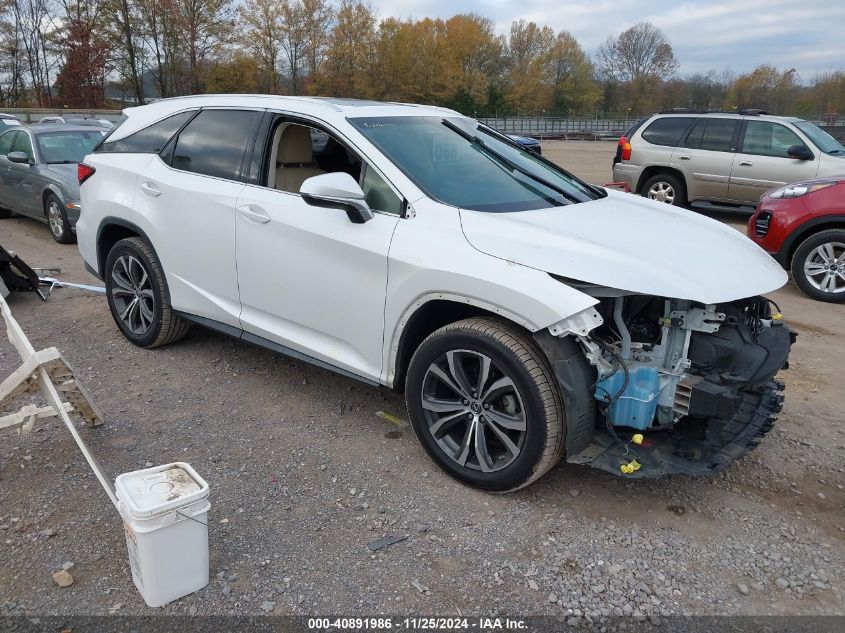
[115,462,210,607]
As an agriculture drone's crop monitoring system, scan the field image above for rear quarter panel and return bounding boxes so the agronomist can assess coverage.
[77,153,151,274]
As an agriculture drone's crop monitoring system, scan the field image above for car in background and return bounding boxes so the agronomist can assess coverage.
[0,124,105,243]
[38,115,114,129]
[0,113,21,130]
[507,134,542,155]
[748,177,845,302]
[612,110,845,211]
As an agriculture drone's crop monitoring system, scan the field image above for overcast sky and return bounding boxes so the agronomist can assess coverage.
[370,0,845,80]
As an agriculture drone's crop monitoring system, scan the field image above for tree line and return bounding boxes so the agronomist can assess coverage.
[1,0,843,121]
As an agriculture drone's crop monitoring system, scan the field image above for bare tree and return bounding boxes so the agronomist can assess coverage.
[301,0,332,86]
[597,22,677,84]
[597,22,677,111]
[279,0,306,94]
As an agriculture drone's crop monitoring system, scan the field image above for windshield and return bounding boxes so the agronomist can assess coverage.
[795,121,845,155]
[349,116,600,211]
[35,130,104,164]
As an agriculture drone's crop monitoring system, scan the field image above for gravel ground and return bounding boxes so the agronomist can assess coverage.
[0,141,843,620]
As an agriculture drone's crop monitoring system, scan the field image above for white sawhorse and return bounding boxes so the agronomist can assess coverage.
[0,296,117,507]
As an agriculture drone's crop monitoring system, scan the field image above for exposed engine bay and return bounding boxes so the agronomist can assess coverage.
[536,294,795,478]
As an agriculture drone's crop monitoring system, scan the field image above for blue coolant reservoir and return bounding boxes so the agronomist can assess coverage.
[595,365,660,430]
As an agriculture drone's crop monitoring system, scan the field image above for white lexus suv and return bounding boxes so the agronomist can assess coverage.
[77,95,794,491]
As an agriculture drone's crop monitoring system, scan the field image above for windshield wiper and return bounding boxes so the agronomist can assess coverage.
[46,160,76,164]
[441,119,580,204]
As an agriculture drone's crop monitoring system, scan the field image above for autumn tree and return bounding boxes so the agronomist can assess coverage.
[724,65,799,114]
[319,0,376,97]
[443,14,504,109]
[544,30,598,115]
[55,17,109,106]
[506,20,554,112]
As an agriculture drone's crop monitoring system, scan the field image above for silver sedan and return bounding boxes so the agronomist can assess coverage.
[0,124,105,243]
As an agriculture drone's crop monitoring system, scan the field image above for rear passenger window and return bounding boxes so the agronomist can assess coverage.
[641,118,694,146]
[684,118,737,152]
[98,111,195,154]
[170,109,261,180]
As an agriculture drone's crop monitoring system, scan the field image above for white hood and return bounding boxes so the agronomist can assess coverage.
[459,190,787,304]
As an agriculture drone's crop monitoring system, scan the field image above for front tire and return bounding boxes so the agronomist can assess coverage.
[45,194,74,244]
[641,173,686,207]
[104,237,191,347]
[791,229,845,302]
[405,318,565,492]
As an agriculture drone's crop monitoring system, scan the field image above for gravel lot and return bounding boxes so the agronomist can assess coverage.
[0,141,843,620]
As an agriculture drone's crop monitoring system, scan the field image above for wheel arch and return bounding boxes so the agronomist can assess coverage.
[96,217,159,282]
[636,165,688,197]
[779,215,845,267]
[41,186,63,216]
[388,296,536,393]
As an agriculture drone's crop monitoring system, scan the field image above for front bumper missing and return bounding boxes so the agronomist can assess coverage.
[567,379,785,478]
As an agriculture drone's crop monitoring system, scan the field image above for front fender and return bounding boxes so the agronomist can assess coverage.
[382,200,598,385]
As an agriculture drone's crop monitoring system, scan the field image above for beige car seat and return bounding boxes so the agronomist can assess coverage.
[275,125,325,192]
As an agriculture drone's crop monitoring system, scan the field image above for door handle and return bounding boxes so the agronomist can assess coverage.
[238,204,271,224]
[676,154,691,160]
[139,181,162,197]
[738,161,753,167]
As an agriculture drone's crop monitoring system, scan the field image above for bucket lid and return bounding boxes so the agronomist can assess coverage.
[115,462,209,520]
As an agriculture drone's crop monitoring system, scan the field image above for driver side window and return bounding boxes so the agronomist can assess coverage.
[742,121,804,158]
[266,120,403,215]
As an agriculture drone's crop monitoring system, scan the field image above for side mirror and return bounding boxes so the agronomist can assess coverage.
[300,172,373,224]
[7,151,31,164]
[787,145,813,161]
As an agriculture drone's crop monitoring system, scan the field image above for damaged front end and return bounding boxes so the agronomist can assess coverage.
[536,294,794,478]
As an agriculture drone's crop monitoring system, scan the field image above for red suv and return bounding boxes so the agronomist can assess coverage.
[748,177,845,302]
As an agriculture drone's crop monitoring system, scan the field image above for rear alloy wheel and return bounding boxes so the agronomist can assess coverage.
[791,229,845,303]
[405,318,564,492]
[104,237,192,347]
[45,194,74,244]
[641,173,686,207]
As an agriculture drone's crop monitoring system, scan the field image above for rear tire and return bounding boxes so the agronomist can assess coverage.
[0,208,11,219]
[104,237,192,347]
[45,194,74,244]
[405,318,565,492]
[791,229,845,303]
[641,173,686,207]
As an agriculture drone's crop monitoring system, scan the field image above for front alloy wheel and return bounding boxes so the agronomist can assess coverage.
[406,318,564,492]
[802,241,845,296]
[421,350,527,472]
[791,229,845,303]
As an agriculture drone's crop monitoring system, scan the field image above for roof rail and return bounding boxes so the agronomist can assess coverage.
[658,108,704,114]
[656,108,769,116]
